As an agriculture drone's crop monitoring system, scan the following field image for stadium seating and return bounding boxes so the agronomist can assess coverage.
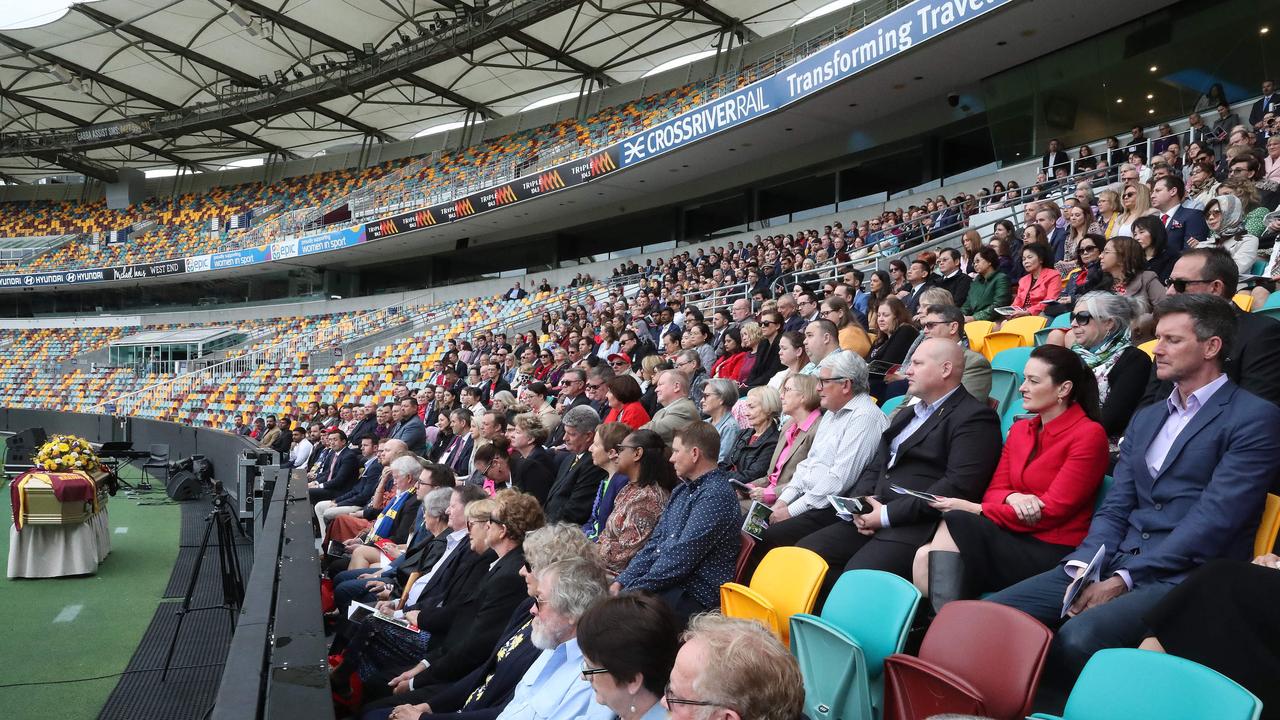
[720,547,828,645]
[1029,648,1262,720]
[882,600,1052,720]
[790,570,921,720]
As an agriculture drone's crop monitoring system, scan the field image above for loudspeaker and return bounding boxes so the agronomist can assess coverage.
[165,470,202,501]
[8,427,48,465]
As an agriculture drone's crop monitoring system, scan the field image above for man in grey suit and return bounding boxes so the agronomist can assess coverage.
[990,294,1280,693]
[642,370,700,445]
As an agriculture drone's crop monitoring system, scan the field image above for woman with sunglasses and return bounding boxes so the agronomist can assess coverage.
[1061,233,1106,306]
[1062,292,1151,439]
[1114,182,1155,239]
[578,593,681,720]
[597,430,677,576]
[913,345,1109,611]
[1198,194,1259,280]
[1056,203,1097,276]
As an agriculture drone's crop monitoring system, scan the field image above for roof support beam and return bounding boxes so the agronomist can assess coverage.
[231,0,501,118]
[430,0,618,87]
[673,1,761,42]
[71,4,394,143]
[0,32,297,159]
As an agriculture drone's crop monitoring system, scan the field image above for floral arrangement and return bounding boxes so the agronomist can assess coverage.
[33,434,104,473]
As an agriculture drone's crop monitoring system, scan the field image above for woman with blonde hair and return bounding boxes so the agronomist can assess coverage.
[1113,182,1155,238]
[720,385,782,486]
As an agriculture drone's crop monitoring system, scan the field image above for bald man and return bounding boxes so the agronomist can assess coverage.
[793,338,1003,601]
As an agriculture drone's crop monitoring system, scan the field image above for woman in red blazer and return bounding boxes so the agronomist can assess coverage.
[1009,241,1063,317]
[711,327,748,382]
[912,344,1109,610]
[602,374,651,430]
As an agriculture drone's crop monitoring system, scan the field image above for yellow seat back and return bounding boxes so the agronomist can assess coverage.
[1138,339,1157,359]
[1232,292,1254,312]
[1255,493,1280,558]
[981,331,1025,361]
[722,546,828,644]
[1000,315,1049,343]
[964,321,994,353]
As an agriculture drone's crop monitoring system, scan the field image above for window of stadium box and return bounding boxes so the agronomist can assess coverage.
[982,0,1279,164]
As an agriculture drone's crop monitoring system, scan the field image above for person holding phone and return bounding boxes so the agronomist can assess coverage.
[911,345,1110,613]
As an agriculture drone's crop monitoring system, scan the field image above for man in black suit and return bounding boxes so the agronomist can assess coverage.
[1041,137,1069,175]
[437,409,476,477]
[547,369,592,447]
[1034,204,1069,265]
[1140,248,1280,408]
[795,339,1003,599]
[543,405,607,525]
[478,362,511,406]
[307,429,360,503]
[901,258,936,315]
[1250,79,1279,130]
[934,248,972,307]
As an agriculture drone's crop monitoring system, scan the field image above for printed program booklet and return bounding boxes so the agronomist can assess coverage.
[742,500,772,540]
[1061,544,1107,618]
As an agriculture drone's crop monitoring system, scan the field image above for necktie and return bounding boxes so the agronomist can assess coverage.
[1161,213,1169,226]
[446,435,462,465]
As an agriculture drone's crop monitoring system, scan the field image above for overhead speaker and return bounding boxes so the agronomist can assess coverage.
[7,427,48,465]
[165,470,202,501]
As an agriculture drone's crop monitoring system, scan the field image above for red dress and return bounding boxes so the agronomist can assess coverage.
[604,402,651,429]
[980,402,1109,546]
[711,351,747,382]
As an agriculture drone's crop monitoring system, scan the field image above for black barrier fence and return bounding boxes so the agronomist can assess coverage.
[0,408,333,720]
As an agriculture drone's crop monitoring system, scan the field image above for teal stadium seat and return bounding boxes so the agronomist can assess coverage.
[879,395,907,416]
[1029,648,1262,720]
[789,570,921,720]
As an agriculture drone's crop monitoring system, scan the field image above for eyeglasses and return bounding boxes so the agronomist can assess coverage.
[664,685,721,710]
[761,320,780,326]
[487,515,507,527]
[466,518,490,530]
[522,559,533,573]
[586,382,603,390]
[1206,208,1222,217]
[1167,277,1214,292]
[1122,192,1137,199]
[817,376,849,386]
[1070,311,1093,326]
[920,320,952,330]
[580,662,610,678]
[610,360,629,367]
[616,443,644,451]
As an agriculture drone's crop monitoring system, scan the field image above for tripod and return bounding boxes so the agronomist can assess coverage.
[161,483,245,681]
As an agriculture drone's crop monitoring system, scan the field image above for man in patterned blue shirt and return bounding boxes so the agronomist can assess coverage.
[610,421,741,620]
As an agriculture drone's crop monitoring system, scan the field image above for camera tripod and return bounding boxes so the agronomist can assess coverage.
[161,482,245,681]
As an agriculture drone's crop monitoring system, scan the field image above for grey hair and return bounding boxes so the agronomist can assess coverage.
[1075,292,1138,331]
[537,556,609,620]
[524,523,593,572]
[676,348,703,369]
[390,455,422,479]
[818,350,870,397]
[423,487,452,521]
[704,378,740,408]
[561,404,601,434]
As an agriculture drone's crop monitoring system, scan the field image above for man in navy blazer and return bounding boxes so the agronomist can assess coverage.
[989,294,1280,692]
[1150,175,1209,255]
[307,428,361,503]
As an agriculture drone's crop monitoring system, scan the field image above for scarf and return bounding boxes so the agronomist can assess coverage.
[1073,327,1131,403]
[1209,194,1247,243]
[368,489,412,542]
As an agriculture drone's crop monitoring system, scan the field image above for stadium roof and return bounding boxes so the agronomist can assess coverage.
[0,0,841,182]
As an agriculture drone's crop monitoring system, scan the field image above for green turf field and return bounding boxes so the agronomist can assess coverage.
[0,444,180,720]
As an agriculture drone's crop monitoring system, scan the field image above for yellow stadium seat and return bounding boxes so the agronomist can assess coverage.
[964,321,994,353]
[981,332,1025,361]
[1138,339,1157,359]
[720,547,828,645]
[1256,493,1280,558]
[999,315,1049,344]
[1232,292,1254,312]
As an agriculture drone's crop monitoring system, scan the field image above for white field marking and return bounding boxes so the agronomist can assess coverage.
[115,526,129,534]
[53,604,83,623]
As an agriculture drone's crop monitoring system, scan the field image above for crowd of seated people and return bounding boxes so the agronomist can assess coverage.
[249,96,1280,714]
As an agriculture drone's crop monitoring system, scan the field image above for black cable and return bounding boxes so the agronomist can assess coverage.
[0,660,226,688]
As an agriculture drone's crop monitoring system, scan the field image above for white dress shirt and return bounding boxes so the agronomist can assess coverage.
[778,393,888,515]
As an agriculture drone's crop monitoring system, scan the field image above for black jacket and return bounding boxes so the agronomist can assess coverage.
[936,271,972,307]
[333,457,381,507]
[718,424,780,483]
[543,451,607,525]
[850,388,1002,546]
[321,447,361,494]
[744,337,783,388]
[417,548,529,687]
[512,445,556,505]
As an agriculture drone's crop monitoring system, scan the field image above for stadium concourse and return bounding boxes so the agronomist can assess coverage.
[2,0,1280,719]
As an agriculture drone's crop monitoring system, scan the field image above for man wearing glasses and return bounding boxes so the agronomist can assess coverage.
[796,291,821,323]
[1140,247,1280,407]
[662,612,805,719]
[606,352,637,380]
[547,369,592,447]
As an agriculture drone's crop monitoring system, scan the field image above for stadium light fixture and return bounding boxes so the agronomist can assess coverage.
[1261,26,1270,35]
[1149,65,1159,72]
